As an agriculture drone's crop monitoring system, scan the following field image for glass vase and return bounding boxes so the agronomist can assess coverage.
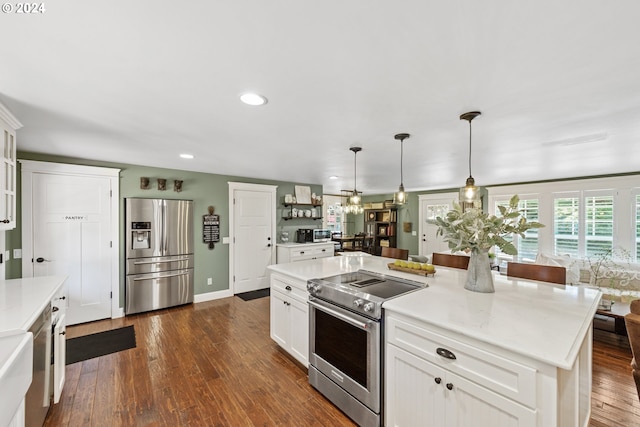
[465,249,495,293]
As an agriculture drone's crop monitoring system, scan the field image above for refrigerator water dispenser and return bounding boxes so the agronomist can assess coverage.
[131,221,151,249]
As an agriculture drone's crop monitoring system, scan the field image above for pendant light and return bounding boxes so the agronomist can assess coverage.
[393,133,410,206]
[345,146,364,215]
[459,111,482,208]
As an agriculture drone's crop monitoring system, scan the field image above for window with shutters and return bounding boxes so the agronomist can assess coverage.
[554,196,580,257]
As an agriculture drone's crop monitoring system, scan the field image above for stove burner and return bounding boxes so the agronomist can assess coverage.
[307,270,427,319]
[350,278,385,288]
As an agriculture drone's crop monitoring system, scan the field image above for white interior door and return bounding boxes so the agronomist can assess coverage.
[31,172,113,325]
[231,183,275,294]
[419,193,457,258]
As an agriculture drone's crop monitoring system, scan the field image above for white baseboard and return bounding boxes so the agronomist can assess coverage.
[194,288,233,303]
[112,307,125,319]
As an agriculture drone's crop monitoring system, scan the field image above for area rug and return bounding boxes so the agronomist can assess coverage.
[236,288,270,301]
[66,325,136,365]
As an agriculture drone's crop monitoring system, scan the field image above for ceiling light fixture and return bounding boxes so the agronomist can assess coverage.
[459,111,482,209]
[240,92,268,106]
[344,146,364,215]
[180,153,194,159]
[329,175,338,180]
[393,133,410,206]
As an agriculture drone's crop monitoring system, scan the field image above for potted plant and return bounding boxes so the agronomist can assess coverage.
[428,195,544,293]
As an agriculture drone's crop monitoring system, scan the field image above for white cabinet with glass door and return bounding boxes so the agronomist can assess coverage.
[0,102,21,230]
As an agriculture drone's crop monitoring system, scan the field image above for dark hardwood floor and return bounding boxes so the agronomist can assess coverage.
[45,297,640,427]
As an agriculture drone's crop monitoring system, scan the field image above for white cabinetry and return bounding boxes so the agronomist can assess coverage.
[385,312,591,427]
[276,242,334,263]
[51,288,67,403]
[0,102,21,230]
[270,273,309,367]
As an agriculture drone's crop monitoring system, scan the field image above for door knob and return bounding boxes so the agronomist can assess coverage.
[36,257,51,263]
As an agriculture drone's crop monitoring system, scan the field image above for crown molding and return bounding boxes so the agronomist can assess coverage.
[0,101,23,129]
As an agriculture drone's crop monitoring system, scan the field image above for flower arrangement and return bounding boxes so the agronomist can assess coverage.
[428,195,544,255]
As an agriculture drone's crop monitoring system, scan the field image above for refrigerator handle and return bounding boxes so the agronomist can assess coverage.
[133,257,191,265]
[161,199,167,255]
[132,271,190,281]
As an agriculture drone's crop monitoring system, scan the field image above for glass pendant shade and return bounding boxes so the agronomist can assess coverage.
[394,184,407,205]
[393,133,410,206]
[460,176,479,203]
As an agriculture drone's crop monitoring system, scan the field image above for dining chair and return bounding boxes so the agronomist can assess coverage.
[624,300,640,402]
[331,231,343,253]
[506,262,566,285]
[380,247,409,260]
[352,232,366,251]
[431,252,470,270]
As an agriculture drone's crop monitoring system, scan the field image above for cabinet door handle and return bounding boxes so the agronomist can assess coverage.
[434,377,442,384]
[436,347,457,360]
[446,383,454,391]
[285,285,292,291]
[60,331,66,336]
[52,306,59,312]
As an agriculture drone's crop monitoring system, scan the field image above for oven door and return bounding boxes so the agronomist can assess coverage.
[308,297,380,413]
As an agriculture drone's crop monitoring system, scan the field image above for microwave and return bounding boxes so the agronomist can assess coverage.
[313,229,331,243]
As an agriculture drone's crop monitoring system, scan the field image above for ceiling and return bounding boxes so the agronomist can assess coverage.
[2,0,640,195]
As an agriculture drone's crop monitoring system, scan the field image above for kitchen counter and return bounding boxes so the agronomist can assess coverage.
[267,256,600,369]
[0,275,67,336]
[276,242,333,248]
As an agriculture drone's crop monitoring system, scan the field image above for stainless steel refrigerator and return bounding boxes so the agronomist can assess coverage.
[125,198,194,314]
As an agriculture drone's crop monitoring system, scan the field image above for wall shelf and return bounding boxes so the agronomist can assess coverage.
[282,203,323,221]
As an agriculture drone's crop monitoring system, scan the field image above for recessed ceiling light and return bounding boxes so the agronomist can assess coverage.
[329,176,338,180]
[180,153,194,159]
[240,92,268,106]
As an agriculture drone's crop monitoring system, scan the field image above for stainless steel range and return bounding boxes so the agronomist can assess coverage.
[307,270,426,427]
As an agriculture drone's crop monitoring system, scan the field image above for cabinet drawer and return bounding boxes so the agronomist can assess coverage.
[312,245,333,258]
[270,273,308,303]
[386,314,537,408]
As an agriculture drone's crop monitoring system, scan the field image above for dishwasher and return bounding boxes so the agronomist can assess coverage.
[25,305,52,427]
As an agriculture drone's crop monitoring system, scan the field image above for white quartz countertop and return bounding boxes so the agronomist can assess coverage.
[267,256,601,370]
[0,276,67,337]
[276,242,333,248]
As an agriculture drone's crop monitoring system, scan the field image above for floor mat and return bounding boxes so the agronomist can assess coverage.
[66,325,136,365]
[236,288,270,301]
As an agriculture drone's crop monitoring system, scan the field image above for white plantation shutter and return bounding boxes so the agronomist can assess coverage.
[554,196,580,257]
[585,195,614,257]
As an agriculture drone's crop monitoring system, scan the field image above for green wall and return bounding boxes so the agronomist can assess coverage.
[10,152,321,308]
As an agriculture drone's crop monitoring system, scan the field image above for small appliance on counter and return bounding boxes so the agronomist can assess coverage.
[296,228,314,243]
[296,228,331,243]
[313,229,331,242]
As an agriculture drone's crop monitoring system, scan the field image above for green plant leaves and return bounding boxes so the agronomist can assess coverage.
[426,194,544,255]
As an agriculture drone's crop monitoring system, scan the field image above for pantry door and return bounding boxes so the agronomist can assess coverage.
[418,193,458,258]
[21,161,120,325]
[229,182,276,294]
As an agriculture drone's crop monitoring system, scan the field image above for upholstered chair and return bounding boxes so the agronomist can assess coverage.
[624,300,640,400]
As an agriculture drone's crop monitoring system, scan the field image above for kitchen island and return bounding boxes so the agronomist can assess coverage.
[0,276,67,427]
[267,256,600,427]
